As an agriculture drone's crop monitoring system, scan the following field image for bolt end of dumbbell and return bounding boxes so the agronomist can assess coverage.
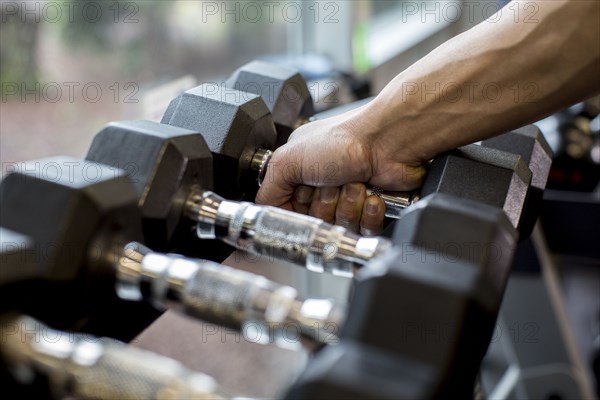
[184,189,225,239]
[251,148,273,187]
[115,242,151,303]
[355,236,392,263]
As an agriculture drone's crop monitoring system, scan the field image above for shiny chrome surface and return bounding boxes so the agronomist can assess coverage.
[184,190,392,276]
[0,314,229,399]
[115,243,345,344]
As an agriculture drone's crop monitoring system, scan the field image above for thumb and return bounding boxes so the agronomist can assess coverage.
[255,146,303,208]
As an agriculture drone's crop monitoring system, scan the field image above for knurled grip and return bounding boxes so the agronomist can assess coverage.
[182,261,273,328]
[0,315,228,400]
[250,207,321,265]
[68,341,225,400]
[186,191,389,275]
[117,247,343,344]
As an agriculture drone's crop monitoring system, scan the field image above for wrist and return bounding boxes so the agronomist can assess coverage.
[358,79,436,164]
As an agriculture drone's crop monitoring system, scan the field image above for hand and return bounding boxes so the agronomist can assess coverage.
[288,183,386,236]
[256,103,428,235]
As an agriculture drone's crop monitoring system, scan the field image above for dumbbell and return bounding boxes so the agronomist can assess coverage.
[284,341,441,399]
[0,314,234,399]
[226,61,553,239]
[161,84,277,201]
[0,187,161,341]
[160,62,315,200]
[226,60,314,147]
[285,193,519,398]
[86,121,392,276]
[481,124,553,239]
[160,81,533,237]
[0,157,345,345]
[0,228,37,286]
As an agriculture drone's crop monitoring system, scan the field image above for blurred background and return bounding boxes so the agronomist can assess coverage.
[1,0,495,167]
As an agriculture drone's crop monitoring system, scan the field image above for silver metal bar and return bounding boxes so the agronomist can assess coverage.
[0,314,232,399]
[185,190,392,277]
[117,243,345,345]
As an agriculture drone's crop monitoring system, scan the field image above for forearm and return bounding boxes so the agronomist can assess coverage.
[364,0,600,162]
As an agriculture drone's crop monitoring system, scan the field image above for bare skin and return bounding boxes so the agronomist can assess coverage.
[257,0,600,235]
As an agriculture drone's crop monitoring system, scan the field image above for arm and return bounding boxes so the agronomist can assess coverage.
[257,0,600,234]
[371,0,600,165]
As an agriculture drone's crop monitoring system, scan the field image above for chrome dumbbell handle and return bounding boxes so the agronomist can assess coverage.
[0,314,233,400]
[365,188,421,218]
[116,243,345,344]
[185,190,391,277]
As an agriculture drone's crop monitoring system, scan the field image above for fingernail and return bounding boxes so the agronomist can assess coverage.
[366,199,379,215]
[344,183,363,200]
[295,186,312,204]
[320,187,338,203]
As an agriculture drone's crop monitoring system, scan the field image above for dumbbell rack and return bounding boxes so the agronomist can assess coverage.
[3,60,593,399]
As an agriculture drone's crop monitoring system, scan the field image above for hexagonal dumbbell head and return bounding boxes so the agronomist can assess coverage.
[0,156,143,283]
[342,193,517,395]
[226,60,315,146]
[86,120,213,250]
[481,125,553,239]
[421,144,532,236]
[161,83,277,200]
[0,228,37,285]
[285,341,440,399]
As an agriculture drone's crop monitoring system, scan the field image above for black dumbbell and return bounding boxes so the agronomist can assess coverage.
[226,60,314,147]
[284,341,442,399]
[0,157,344,344]
[161,84,277,200]
[482,125,553,239]
[0,159,159,339]
[0,228,37,286]
[283,193,518,398]
[339,193,518,397]
[85,120,213,251]
[86,123,392,275]
[0,314,233,399]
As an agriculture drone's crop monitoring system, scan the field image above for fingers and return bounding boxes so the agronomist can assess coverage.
[300,183,386,236]
[269,180,387,236]
[308,187,340,223]
[335,183,367,233]
[360,195,386,236]
[334,183,385,235]
[291,185,314,214]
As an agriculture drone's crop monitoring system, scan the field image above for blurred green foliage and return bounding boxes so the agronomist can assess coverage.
[0,10,39,87]
[0,1,289,96]
[0,1,170,90]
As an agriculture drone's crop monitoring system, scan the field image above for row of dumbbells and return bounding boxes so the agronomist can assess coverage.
[0,61,552,398]
[0,191,517,399]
